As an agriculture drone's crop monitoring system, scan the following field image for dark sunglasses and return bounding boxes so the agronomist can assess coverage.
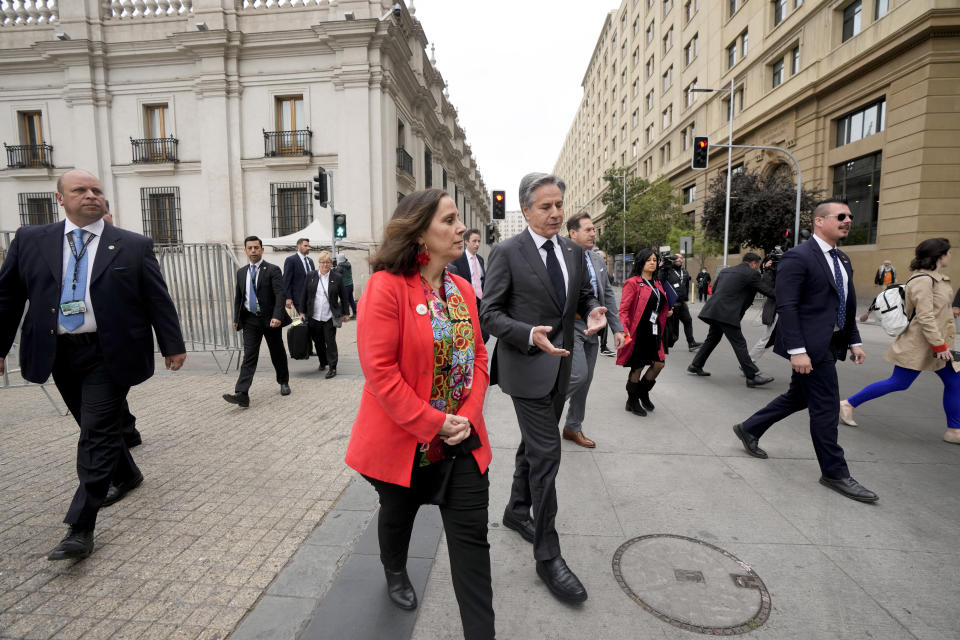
[822,213,853,222]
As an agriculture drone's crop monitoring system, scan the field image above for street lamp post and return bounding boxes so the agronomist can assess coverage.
[691,79,735,267]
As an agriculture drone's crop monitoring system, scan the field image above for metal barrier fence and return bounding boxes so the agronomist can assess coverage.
[1,234,243,415]
[155,243,243,372]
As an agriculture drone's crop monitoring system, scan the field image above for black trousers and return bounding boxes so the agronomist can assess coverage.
[307,317,338,368]
[741,359,850,479]
[366,455,495,640]
[235,315,289,393]
[52,336,139,530]
[342,284,357,316]
[674,302,697,345]
[690,320,759,378]
[697,287,708,302]
[506,377,566,562]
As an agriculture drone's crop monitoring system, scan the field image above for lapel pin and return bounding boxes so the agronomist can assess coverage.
[416,304,428,316]
[108,245,115,250]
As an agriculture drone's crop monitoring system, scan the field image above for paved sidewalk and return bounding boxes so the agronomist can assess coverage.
[405,309,960,640]
[0,323,363,640]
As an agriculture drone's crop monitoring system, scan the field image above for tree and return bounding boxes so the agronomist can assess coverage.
[701,165,823,253]
[596,169,687,256]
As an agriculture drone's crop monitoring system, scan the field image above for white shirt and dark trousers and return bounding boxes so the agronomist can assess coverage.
[301,268,344,377]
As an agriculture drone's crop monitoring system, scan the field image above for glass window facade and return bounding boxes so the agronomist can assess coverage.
[833,151,881,245]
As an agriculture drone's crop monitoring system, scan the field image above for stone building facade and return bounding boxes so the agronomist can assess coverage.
[555,0,960,291]
[0,0,490,289]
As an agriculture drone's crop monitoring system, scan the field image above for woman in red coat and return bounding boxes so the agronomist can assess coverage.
[617,248,670,416]
[344,189,494,639]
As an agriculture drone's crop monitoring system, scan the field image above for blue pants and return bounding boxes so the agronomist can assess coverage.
[848,365,960,429]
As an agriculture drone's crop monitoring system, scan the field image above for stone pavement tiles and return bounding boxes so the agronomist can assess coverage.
[0,350,362,640]
[406,312,960,640]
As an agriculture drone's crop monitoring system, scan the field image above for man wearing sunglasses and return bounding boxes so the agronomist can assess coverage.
[732,199,877,503]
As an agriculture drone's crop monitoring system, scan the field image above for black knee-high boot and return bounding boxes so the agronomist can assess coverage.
[638,378,656,411]
[625,381,647,416]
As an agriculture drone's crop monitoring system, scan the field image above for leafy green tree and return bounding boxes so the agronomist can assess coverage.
[701,166,822,253]
[596,169,687,256]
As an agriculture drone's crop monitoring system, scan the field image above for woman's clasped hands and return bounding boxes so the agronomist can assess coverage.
[439,413,471,445]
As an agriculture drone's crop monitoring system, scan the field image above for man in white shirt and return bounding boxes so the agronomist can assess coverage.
[449,228,488,341]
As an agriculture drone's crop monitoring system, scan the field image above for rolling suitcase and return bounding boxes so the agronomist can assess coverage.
[287,321,310,360]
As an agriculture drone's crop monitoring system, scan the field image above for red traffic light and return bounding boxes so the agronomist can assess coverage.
[495,193,504,202]
[691,136,709,170]
[697,139,708,149]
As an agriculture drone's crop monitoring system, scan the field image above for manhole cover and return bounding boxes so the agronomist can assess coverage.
[612,534,770,635]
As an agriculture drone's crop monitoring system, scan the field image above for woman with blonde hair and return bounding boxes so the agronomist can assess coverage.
[840,238,958,443]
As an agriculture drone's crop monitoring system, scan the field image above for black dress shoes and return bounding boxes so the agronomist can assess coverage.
[325,367,337,379]
[317,363,327,371]
[47,526,94,561]
[746,374,774,388]
[502,512,535,543]
[280,383,291,396]
[223,392,249,408]
[688,341,702,352]
[536,556,588,603]
[687,365,711,376]
[819,476,879,503]
[384,568,417,610]
[733,423,767,459]
[103,473,144,508]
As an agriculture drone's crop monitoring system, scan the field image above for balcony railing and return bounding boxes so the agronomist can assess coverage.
[263,128,312,157]
[396,147,413,176]
[131,136,180,164]
[4,143,54,169]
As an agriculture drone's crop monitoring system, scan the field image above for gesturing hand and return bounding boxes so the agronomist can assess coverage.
[532,326,570,357]
[584,306,608,335]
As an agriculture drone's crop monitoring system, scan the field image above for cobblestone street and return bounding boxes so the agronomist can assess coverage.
[0,324,363,640]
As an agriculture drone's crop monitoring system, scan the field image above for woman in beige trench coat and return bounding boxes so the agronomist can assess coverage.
[839,238,959,444]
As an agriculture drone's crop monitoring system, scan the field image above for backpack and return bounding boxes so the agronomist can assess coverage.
[871,274,935,337]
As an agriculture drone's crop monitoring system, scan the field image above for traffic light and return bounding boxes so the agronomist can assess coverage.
[313,167,328,207]
[491,190,505,219]
[691,136,709,170]
[333,213,347,238]
[485,223,496,245]
[783,229,792,248]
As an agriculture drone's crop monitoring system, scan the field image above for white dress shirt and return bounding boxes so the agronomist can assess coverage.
[526,227,570,345]
[312,271,333,322]
[58,218,103,334]
[467,249,484,298]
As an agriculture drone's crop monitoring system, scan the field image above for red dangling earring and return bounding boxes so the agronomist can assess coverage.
[416,246,430,266]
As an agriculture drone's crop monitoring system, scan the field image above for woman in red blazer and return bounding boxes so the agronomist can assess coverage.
[345,189,494,639]
[617,248,670,416]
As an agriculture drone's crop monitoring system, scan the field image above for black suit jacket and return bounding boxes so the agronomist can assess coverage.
[234,261,290,328]
[283,252,313,312]
[448,251,485,293]
[480,230,599,399]
[698,262,775,327]
[0,221,186,385]
[301,269,344,320]
[774,238,861,363]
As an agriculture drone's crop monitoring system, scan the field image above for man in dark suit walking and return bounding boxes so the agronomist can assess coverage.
[481,172,606,604]
[300,250,343,378]
[223,236,291,408]
[448,228,488,342]
[732,199,876,503]
[687,252,776,387]
[0,169,186,560]
[283,237,313,315]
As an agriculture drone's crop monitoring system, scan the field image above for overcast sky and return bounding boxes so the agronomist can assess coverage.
[412,1,617,212]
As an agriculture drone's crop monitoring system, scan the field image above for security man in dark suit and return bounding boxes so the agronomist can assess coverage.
[481,172,606,604]
[300,250,344,378]
[0,169,186,560]
[283,237,313,314]
[687,252,776,387]
[660,254,702,351]
[732,199,876,503]
[223,236,291,408]
[448,228,488,343]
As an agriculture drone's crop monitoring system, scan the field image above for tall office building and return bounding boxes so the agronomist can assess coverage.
[555,0,959,289]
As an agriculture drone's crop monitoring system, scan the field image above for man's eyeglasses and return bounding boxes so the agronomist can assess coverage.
[822,213,853,222]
